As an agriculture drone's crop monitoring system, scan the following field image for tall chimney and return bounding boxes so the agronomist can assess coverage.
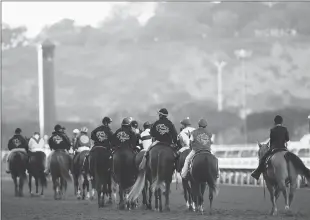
[37,39,56,136]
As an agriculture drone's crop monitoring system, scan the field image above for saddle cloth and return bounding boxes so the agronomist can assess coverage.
[76,146,90,153]
[7,148,27,162]
[189,150,212,171]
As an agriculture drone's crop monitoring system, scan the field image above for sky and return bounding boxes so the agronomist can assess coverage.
[2,2,157,38]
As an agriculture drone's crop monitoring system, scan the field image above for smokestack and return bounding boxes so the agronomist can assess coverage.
[37,39,56,136]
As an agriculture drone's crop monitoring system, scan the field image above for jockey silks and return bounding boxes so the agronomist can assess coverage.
[140,128,152,150]
[112,126,137,148]
[48,131,71,151]
[28,135,45,152]
[91,125,113,147]
[74,133,91,150]
[8,134,28,151]
[150,117,178,145]
[270,125,290,149]
[178,126,196,148]
[190,127,213,152]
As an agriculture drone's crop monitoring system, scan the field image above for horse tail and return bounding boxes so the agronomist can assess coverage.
[127,169,146,202]
[39,171,48,188]
[151,151,165,192]
[57,155,72,182]
[285,152,310,184]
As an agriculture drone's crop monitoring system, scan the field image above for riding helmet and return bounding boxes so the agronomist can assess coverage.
[143,121,151,129]
[131,120,139,129]
[180,117,191,126]
[158,108,168,117]
[198,119,208,128]
[80,126,88,133]
[102,116,112,124]
[122,117,131,126]
[15,128,22,134]
[274,115,283,124]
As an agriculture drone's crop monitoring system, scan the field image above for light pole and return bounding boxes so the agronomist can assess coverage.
[308,115,310,134]
[234,49,252,145]
[214,61,227,112]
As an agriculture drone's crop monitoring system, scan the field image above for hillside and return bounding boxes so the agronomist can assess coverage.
[2,2,310,145]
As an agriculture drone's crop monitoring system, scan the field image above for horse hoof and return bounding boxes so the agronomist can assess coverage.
[285,206,290,211]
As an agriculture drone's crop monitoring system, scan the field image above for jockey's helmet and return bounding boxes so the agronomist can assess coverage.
[73,129,80,134]
[15,128,22,134]
[102,116,112,125]
[131,120,139,129]
[54,124,64,132]
[158,108,168,117]
[198,119,208,128]
[122,117,131,126]
[80,127,88,133]
[274,115,283,125]
[143,121,151,129]
[180,117,191,126]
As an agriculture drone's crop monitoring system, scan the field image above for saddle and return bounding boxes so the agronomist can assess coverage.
[189,149,213,171]
[264,148,288,168]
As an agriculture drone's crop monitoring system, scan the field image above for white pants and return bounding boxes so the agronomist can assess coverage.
[181,150,195,178]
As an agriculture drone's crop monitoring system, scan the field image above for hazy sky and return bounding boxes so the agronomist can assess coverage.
[2,2,157,38]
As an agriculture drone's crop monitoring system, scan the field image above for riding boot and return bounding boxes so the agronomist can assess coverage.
[251,160,264,180]
[5,160,11,174]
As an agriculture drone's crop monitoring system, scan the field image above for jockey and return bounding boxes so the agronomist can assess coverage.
[5,128,29,174]
[90,117,113,150]
[71,128,80,149]
[28,132,45,153]
[73,127,91,157]
[141,108,178,160]
[140,121,152,150]
[251,115,290,180]
[111,117,137,150]
[181,118,213,178]
[131,120,143,151]
[44,124,71,175]
[178,117,196,151]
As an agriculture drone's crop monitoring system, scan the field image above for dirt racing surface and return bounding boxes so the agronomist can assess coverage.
[1,180,310,220]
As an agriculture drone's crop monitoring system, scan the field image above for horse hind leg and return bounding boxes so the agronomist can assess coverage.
[13,176,18,197]
[35,177,39,194]
[164,181,170,212]
[18,176,25,197]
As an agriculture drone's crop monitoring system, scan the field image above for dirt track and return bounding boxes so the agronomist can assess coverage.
[1,179,309,220]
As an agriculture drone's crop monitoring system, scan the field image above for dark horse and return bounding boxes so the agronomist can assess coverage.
[73,149,93,200]
[176,148,193,210]
[28,151,47,196]
[50,150,72,200]
[112,146,138,210]
[90,146,112,208]
[190,151,219,214]
[8,150,28,197]
[128,143,175,212]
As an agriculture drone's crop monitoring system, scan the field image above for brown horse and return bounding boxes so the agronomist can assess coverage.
[128,143,175,212]
[112,146,138,210]
[73,149,93,200]
[190,151,219,214]
[50,150,72,200]
[89,146,112,208]
[258,142,310,215]
[8,150,28,197]
[28,151,47,196]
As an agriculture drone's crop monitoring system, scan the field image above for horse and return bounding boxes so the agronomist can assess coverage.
[128,143,176,212]
[134,149,152,209]
[112,145,138,210]
[8,149,28,197]
[257,142,310,215]
[50,149,72,200]
[89,146,112,208]
[176,148,193,210]
[28,151,47,196]
[72,148,93,200]
[189,150,219,214]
